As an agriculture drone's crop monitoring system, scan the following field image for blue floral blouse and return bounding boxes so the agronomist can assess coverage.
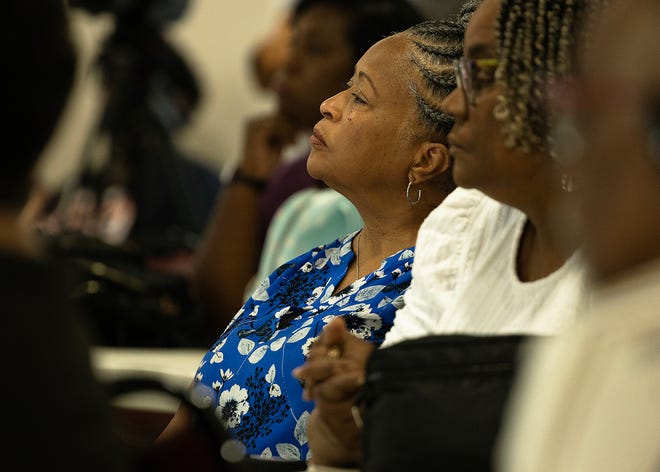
[191,231,414,461]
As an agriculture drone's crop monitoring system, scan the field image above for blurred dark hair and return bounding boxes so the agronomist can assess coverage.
[73,0,200,134]
[293,0,426,64]
[5,0,76,206]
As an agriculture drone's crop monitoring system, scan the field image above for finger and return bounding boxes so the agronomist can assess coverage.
[305,319,348,360]
[306,342,343,362]
[322,317,350,348]
[293,358,346,401]
[301,358,363,401]
[310,371,365,403]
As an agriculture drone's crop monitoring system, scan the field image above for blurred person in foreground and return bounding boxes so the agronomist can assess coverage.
[294,0,606,468]
[192,0,425,335]
[497,0,660,470]
[2,1,130,470]
[159,15,466,462]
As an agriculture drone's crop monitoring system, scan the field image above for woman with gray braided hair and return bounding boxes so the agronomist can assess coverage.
[292,5,483,468]
[362,0,606,348]
[295,0,605,469]
[160,15,468,463]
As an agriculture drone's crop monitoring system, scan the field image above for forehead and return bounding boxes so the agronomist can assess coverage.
[357,35,408,71]
[356,35,417,106]
[464,0,500,57]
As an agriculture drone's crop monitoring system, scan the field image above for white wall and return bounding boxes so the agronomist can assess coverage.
[37,0,466,190]
[166,0,284,173]
[37,0,284,192]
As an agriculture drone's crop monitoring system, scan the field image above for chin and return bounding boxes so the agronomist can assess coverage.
[306,154,323,180]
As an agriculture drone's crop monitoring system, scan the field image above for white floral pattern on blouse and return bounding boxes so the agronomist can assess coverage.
[192,231,414,461]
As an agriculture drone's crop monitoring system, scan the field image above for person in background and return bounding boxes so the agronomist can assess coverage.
[192,0,425,336]
[294,0,606,467]
[249,0,466,93]
[160,15,465,462]
[2,1,129,470]
[243,0,472,299]
[497,0,660,470]
[250,0,295,92]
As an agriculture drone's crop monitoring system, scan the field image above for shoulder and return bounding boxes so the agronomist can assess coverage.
[417,188,489,242]
[422,188,525,263]
[429,188,522,236]
[413,188,491,267]
[271,231,356,278]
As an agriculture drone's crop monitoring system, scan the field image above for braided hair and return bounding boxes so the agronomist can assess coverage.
[493,0,609,153]
[398,2,480,193]
[403,1,480,143]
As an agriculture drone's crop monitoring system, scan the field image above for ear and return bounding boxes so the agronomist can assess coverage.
[408,142,451,184]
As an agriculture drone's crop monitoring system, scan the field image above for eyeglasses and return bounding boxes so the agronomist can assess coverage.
[454,58,500,106]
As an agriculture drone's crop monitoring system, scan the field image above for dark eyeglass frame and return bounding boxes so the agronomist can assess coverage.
[454,58,500,106]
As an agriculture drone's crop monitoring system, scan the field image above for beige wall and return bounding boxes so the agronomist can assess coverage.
[37,1,283,191]
[167,0,283,173]
[37,0,465,191]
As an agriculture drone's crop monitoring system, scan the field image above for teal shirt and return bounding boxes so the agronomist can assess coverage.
[246,188,364,297]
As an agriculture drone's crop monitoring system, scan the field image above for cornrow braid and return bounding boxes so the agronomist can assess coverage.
[493,0,610,153]
[396,2,480,194]
[402,8,476,142]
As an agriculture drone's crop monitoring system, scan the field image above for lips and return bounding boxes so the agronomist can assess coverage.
[310,127,327,147]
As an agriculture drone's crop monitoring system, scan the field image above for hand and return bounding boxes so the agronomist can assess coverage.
[293,317,375,467]
[237,114,298,181]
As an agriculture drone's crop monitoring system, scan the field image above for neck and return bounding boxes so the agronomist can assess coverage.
[483,151,580,281]
[357,182,449,265]
[514,190,580,282]
[354,208,428,278]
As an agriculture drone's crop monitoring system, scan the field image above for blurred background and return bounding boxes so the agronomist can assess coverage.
[33,0,291,348]
[40,0,280,188]
[33,0,464,349]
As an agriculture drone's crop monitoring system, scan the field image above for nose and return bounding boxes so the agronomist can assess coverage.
[319,91,343,121]
[441,87,467,122]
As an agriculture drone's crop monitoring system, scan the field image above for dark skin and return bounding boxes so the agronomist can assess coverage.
[572,0,660,284]
[163,34,453,448]
[191,5,356,335]
[190,113,297,338]
[293,316,372,466]
[443,0,577,283]
[294,0,581,467]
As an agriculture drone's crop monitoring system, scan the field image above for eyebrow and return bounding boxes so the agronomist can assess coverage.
[356,70,378,98]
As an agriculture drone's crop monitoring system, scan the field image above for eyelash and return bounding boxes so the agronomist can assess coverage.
[346,80,367,105]
[351,93,367,105]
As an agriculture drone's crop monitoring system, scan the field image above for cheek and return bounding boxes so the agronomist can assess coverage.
[578,123,643,258]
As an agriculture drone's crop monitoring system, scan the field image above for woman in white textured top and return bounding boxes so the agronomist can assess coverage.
[385,0,591,343]
[294,0,602,467]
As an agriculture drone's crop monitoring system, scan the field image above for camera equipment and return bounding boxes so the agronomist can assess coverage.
[55,0,220,348]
